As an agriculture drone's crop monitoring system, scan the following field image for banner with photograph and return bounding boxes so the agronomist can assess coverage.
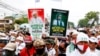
[50,9,69,36]
[28,8,44,39]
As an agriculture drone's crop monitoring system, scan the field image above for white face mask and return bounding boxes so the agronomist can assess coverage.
[77,44,88,52]
[77,45,83,51]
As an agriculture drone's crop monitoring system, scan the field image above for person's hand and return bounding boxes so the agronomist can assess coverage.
[54,44,59,56]
[54,44,58,51]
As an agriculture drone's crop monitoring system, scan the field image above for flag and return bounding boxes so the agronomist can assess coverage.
[88,19,94,24]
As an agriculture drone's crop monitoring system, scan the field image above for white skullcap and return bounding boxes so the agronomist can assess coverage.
[72,30,78,35]
[76,32,89,43]
[10,36,16,41]
[66,29,77,35]
[97,35,100,40]
[78,28,84,31]
[3,42,16,51]
[10,31,17,35]
[32,11,37,15]
[33,39,45,47]
[16,36,24,41]
[0,33,6,36]
[89,37,98,43]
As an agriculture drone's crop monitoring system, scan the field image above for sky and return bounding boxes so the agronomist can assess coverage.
[1,0,100,26]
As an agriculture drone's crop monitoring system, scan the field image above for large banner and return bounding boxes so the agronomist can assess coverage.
[28,9,44,39]
[50,9,69,36]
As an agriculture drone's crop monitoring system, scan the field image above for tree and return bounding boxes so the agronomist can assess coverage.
[78,18,89,27]
[14,17,28,25]
[85,11,99,27]
[85,11,99,20]
[78,11,99,27]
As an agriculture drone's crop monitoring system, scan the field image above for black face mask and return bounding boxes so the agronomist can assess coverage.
[59,47,65,53]
[26,43,33,49]
[36,48,45,55]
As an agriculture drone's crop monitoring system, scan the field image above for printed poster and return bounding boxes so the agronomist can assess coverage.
[28,8,44,39]
[50,9,69,36]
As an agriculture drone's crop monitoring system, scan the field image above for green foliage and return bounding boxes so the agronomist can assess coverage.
[78,11,99,27]
[4,16,15,20]
[78,18,89,27]
[85,11,99,19]
[14,17,28,24]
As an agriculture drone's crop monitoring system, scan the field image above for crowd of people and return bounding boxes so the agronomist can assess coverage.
[0,26,100,56]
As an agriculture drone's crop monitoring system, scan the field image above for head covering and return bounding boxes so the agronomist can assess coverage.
[3,42,16,51]
[32,11,37,15]
[89,37,98,43]
[78,28,84,31]
[76,32,89,43]
[10,31,17,35]
[24,36,32,43]
[10,36,16,42]
[97,35,100,40]
[33,39,45,47]
[0,33,6,37]
[72,30,78,35]
[16,36,24,41]
[46,39,54,44]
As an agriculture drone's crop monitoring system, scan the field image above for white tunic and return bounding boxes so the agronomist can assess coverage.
[45,47,56,56]
[86,48,99,56]
[70,49,90,56]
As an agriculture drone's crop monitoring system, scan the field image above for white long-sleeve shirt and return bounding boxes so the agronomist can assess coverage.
[30,17,43,24]
[70,49,90,56]
[86,48,99,56]
[15,42,25,55]
[45,47,56,56]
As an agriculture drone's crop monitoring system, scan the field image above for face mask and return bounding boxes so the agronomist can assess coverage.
[77,44,88,52]
[26,43,33,49]
[36,48,45,55]
[59,47,65,53]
